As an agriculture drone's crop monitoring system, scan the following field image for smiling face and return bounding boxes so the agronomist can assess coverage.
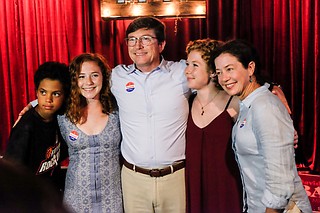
[185,50,212,90]
[214,53,255,99]
[36,79,65,121]
[77,61,103,100]
[127,28,166,72]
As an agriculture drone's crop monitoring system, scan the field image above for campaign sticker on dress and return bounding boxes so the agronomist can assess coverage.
[69,130,79,141]
[239,119,246,128]
[125,82,135,92]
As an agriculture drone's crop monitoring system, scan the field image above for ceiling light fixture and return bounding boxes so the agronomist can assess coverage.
[101,0,206,20]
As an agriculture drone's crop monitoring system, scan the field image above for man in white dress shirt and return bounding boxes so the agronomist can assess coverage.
[111,17,190,213]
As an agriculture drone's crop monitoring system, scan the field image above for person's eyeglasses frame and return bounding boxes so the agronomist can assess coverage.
[125,35,157,47]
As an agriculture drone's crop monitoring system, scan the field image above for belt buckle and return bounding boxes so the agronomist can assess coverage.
[149,169,161,177]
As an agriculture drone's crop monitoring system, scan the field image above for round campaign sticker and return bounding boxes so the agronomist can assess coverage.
[125,82,135,92]
[239,119,246,128]
[69,130,79,141]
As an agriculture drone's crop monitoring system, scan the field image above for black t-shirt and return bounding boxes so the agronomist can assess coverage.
[5,108,68,192]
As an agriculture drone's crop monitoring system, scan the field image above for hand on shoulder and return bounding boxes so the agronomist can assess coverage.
[13,103,33,127]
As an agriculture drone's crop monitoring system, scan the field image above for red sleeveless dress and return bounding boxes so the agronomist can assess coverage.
[185,96,243,213]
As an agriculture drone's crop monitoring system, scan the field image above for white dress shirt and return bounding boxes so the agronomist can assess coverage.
[111,59,190,168]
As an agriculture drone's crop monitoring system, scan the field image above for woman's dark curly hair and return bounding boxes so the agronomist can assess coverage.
[186,38,224,90]
[66,53,117,124]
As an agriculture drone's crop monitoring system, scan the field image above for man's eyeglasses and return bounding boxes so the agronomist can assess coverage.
[125,35,157,47]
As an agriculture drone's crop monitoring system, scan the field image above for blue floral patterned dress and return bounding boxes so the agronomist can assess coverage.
[58,112,123,213]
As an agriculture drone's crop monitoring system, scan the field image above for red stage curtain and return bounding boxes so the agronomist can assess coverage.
[0,0,319,172]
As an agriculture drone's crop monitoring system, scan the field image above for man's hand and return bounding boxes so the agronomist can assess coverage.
[265,207,282,213]
[294,130,298,149]
[271,85,292,114]
[271,85,298,148]
[13,103,33,127]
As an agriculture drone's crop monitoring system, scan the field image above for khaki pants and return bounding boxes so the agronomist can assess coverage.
[121,166,186,213]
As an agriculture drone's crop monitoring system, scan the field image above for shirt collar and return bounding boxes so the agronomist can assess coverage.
[241,83,270,108]
[127,56,169,74]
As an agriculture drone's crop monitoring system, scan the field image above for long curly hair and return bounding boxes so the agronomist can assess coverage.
[186,38,224,89]
[66,53,117,124]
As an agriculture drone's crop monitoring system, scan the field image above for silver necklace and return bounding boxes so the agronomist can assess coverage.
[197,91,220,116]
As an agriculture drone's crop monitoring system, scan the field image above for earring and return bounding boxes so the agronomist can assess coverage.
[249,76,252,82]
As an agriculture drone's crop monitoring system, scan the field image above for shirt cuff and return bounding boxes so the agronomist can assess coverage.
[261,189,289,209]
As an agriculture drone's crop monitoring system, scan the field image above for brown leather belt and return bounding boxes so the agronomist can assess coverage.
[123,158,185,177]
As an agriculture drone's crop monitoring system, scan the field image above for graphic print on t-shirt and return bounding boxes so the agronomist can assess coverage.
[37,142,60,175]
